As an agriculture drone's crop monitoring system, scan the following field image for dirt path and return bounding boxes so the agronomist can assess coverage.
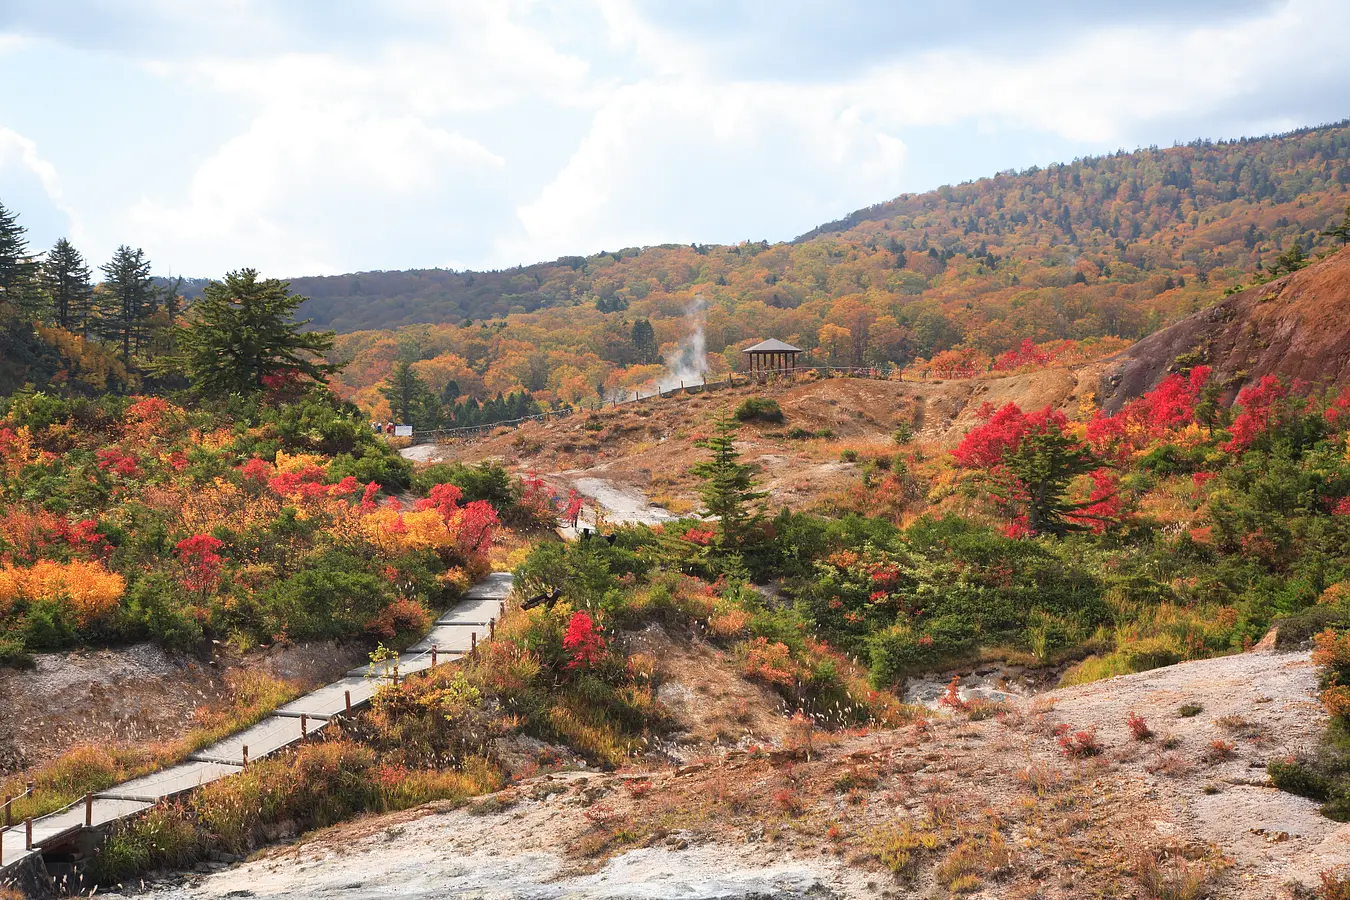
[566,475,679,528]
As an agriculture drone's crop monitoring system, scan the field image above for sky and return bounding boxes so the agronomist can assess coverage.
[0,0,1348,279]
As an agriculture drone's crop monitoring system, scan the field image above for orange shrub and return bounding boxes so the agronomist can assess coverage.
[0,559,124,624]
[1313,629,1350,673]
[739,637,799,687]
[708,608,750,638]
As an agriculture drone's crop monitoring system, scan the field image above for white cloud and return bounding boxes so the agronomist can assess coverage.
[502,0,1350,262]
[848,0,1350,142]
[0,127,83,242]
[505,78,908,261]
[7,0,1350,277]
[128,103,507,275]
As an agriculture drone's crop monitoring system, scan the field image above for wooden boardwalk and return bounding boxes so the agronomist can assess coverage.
[0,572,514,880]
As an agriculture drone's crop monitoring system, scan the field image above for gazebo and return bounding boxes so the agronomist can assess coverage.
[742,338,804,375]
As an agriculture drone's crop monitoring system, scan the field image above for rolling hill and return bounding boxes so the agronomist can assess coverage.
[322,122,1350,417]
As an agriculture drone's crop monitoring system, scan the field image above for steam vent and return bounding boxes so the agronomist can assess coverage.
[742,338,803,374]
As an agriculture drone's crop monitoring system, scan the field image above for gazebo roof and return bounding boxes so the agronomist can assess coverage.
[742,338,803,354]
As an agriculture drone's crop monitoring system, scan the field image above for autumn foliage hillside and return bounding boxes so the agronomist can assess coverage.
[0,390,508,667]
[325,122,1350,418]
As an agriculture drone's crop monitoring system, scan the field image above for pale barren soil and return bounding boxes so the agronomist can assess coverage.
[125,645,1338,900]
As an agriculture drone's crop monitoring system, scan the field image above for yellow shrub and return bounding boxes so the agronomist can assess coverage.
[274,450,328,474]
[0,559,124,624]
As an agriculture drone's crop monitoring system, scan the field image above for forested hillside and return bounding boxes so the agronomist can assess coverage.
[323,122,1350,419]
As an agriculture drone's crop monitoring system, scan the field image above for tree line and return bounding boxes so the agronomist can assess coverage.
[0,199,336,400]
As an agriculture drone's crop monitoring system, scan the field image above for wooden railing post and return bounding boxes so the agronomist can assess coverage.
[471,632,477,658]
[85,792,93,827]
[489,618,496,641]
[25,817,33,850]
[499,600,506,620]
[4,794,10,827]
[431,645,438,667]
[242,745,249,768]
[345,691,352,717]
[300,714,308,742]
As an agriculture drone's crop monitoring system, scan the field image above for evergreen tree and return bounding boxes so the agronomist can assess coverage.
[0,200,41,318]
[1323,206,1350,245]
[178,268,337,395]
[380,360,435,424]
[690,416,766,549]
[1269,241,1309,276]
[98,245,156,363]
[999,430,1102,536]
[631,318,658,365]
[41,238,93,331]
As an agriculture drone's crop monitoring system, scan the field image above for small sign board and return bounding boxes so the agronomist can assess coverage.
[394,425,414,437]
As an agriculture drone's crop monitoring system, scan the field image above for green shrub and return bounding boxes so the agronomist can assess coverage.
[840,449,859,463]
[734,397,784,423]
[0,636,33,669]
[413,461,516,507]
[257,551,392,641]
[1269,756,1332,801]
[893,423,913,445]
[125,574,204,651]
[327,450,412,490]
[21,598,80,650]
[1277,604,1350,648]
[868,623,937,687]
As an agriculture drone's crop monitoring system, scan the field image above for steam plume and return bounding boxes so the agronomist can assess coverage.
[656,295,709,392]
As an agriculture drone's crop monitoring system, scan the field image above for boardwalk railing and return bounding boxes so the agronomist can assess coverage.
[407,365,906,446]
[0,572,515,888]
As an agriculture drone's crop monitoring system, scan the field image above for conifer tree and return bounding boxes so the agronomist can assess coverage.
[179,268,337,395]
[41,238,93,331]
[380,360,435,424]
[691,416,766,548]
[98,245,156,362]
[1323,206,1350,245]
[0,199,41,318]
[631,318,658,365]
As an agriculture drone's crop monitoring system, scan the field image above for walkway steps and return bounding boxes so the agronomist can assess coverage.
[0,572,514,884]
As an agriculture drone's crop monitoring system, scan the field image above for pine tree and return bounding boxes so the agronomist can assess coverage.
[98,245,156,363]
[690,416,766,548]
[1323,206,1350,245]
[380,360,435,424]
[41,238,94,331]
[631,318,658,365]
[178,268,337,395]
[1269,240,1309,276]
[0,200,41,318]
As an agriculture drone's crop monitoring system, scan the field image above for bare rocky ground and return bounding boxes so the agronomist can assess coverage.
[0,642,366,773]
[403,365,1102,521]
[115,646,1342,900]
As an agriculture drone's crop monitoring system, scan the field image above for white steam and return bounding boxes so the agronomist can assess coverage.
[655,296,709,392]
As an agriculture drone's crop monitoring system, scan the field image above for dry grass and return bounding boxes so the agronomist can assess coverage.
[2,670,301,821]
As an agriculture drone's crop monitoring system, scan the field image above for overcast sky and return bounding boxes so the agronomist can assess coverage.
[1,0,1347,278]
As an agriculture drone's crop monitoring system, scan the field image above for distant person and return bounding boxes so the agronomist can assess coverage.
[374,422,383,435]
[386,421,395,435]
